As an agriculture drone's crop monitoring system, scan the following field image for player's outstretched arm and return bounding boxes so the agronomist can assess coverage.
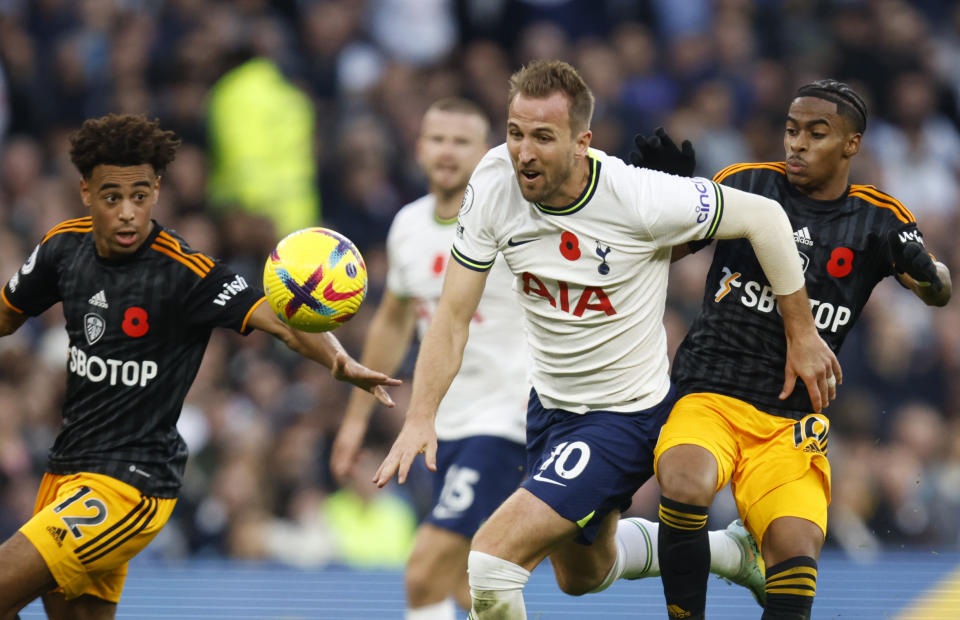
[246,301,401,406]
[373,260,488,487]
[899,260,951,307]
[0,297,28,337]
[712,185,841,412]
[887,230,952,307]
[331,291,418,482]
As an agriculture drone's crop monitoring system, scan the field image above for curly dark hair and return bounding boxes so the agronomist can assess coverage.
[69,114,181,179]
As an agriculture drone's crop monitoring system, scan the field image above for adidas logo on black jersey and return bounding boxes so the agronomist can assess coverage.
[46,525,67,547]
[793,227,814,246]
[88,290,108,308]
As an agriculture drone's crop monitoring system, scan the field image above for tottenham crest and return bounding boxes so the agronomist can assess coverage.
[459,183,475,216]
[84,313,105,345]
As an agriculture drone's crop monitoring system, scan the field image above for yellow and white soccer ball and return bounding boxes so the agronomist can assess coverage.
[263,227,368,332]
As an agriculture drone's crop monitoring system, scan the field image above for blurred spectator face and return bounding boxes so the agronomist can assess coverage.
[80,164,159,259]
[1,137,43,201]
[516,21,570,65]
[416,108,489,201]
[302,0,362,59]
[784,96,860,195]
[693,80,735,128]
[577,41,622,103]
[891,403,946,465]
[891,72,934,131]
[613,23,656,77]
[507,92,587,204]
[165,144,208,213]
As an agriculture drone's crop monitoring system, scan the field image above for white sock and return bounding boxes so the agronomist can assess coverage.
[589,517,660,593]
[611,519,745,580]
[618,517,660,579]
[708,529,742,579]
[468,551,529,619]
[406,598,456,620]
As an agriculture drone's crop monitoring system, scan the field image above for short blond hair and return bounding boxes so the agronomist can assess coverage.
[426,97,489,138]
[508,60,595,135]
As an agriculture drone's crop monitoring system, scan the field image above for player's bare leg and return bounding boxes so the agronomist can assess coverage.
[547,510,619,595]
[405,524,471,617]
[759,516,823,620]
[0,532,58,619]
[42,592,116,620]
[762,516,822,570]
[655,444,720,620]
[468,488,582,618]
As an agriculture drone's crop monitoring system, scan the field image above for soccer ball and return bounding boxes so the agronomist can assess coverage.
[262,227,368,332]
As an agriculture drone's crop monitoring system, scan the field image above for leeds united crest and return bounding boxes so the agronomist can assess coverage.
[84,313,105,345]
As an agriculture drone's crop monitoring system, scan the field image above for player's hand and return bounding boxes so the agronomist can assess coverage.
[331,416,368,483]
[781,331,842,413]
[629,127,696,177]
[331,351,401,407]
[888,229,942,291]
[373,416,437,487]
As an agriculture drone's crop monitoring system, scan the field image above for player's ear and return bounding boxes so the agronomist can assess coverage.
[152,174,162,203]
[79,178,92,207]
[843,132,861,159]
[574,129,592,158]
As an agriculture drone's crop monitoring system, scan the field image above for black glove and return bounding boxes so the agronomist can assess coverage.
[629,127,696,177]
[888,229,942,291]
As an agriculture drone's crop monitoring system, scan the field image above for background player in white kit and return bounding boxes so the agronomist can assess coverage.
[330,98,528,620]
[374,61,840,619]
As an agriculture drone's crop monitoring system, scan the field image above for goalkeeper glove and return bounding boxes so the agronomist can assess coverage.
[888,229,942,290]
[629,127,696,177]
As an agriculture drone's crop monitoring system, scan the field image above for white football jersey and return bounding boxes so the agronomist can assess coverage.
[387,194,528,443]
[452,145,725,413]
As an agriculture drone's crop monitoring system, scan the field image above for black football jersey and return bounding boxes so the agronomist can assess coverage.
[671,162,924,420]
[2,217,266,497]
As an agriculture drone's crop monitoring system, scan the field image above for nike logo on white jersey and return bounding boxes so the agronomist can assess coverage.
[793,227,813,246]
[507,236,539,247]
[88,290,108,308]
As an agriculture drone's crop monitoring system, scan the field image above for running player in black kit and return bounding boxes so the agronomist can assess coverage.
[633,81,951,620]
[0,114,400,620]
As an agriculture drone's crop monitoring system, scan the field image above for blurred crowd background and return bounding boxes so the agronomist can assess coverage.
[0,0,959,569]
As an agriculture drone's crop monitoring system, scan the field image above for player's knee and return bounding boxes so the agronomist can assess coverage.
[762,517,824,567]
[657,448,717,504]
[468,551,530,618]
[43,593,116,620]
[658,469,715,505]
[0,534,56,614]
[405,560,439,605]
[468,550,529,592]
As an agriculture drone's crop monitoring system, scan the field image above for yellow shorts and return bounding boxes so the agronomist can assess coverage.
[20,472,176,602]
[653,392,831,548]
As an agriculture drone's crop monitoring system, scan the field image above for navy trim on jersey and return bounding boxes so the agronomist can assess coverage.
[451,246,494,272]
[535,154,601,216]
